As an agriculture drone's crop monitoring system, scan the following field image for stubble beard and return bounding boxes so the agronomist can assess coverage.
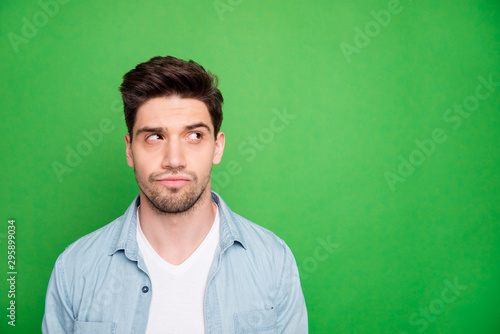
[134,167,212,215]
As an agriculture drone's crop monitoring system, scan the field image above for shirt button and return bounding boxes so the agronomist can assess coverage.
[142,286,149,293]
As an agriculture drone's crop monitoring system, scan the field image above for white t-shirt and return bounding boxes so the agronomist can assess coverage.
[136,206,220,334]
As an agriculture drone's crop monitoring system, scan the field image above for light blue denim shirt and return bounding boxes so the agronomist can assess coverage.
[42,191,308,333]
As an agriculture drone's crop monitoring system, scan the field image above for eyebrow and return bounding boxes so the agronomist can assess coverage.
[185,122,212,134]
[135,122,212,137]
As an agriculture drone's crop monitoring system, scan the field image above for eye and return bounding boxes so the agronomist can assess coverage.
[186,132,202,142]
[146,134,162,142]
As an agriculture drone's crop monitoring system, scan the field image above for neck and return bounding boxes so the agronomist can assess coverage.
[138,188,217,265]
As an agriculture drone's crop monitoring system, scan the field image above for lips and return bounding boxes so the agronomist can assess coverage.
[156,176,191,188]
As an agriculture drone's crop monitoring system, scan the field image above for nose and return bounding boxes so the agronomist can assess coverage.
[161,137,187,170]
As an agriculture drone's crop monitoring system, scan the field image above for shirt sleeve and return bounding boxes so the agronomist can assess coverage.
[42,254,75,333]
[275,242,308,333]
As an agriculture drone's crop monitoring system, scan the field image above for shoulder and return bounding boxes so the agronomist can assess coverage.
[56,215,125,269]
[222,208,297,280]
[231,211,288,252]
[213,191,293,257]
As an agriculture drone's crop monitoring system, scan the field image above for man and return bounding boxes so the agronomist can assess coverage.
[42,56,307,333]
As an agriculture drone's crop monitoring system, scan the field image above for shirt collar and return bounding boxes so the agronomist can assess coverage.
[108,191,246,259]
[210,191,247,251]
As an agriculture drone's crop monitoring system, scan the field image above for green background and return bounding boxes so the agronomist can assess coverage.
[1,0,499,333]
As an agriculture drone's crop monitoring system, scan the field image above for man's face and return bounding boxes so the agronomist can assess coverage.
[125,96,224,214]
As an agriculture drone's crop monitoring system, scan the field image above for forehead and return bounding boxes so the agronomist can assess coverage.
[134,96,211,131]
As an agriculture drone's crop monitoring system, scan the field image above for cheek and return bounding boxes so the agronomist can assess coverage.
[187,150,215,171]
[131,150,158,172]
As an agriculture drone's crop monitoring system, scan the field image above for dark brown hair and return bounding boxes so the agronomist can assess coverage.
[119,56,223,140]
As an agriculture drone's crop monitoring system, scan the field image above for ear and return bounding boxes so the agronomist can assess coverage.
[212,132,225,165]
[125,134,134,168]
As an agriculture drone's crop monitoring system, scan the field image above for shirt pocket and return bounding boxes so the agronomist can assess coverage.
[233,308,277,333]
[73,320,117,334]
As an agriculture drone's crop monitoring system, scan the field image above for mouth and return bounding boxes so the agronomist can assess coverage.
[156,176,191,188]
